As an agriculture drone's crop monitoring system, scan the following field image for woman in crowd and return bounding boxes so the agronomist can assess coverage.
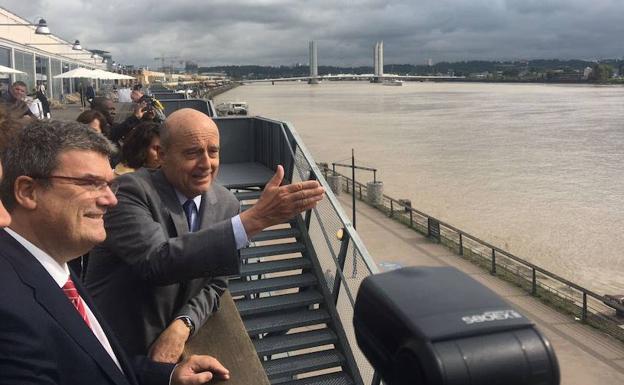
[76,109,107,134]
[114,121,161,175]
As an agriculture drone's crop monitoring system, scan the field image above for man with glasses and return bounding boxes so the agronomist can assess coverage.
[0,120,230,384]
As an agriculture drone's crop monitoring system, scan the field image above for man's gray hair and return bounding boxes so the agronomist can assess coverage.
[0,120,115,211]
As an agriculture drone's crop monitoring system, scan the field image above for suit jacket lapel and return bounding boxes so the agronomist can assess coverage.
[198,187,218,230]
[0,230,132,385]
[76,275,139,385]
[151,169,188,236]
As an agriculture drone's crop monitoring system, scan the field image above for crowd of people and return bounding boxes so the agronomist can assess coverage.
[0,81,325,384]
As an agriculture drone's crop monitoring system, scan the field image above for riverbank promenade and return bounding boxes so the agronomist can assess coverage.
[336,194,624,385]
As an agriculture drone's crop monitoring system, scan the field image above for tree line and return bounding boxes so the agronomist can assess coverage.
[199,59,624,82]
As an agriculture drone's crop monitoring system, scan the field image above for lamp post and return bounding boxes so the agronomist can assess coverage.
[0,18,50,35]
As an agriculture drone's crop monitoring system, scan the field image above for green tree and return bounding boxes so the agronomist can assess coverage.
[589,64,614,82]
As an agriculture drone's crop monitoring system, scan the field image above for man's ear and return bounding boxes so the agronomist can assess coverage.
[13,176,39,210]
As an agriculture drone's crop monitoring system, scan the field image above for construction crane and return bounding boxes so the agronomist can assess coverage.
[153,55,179,72]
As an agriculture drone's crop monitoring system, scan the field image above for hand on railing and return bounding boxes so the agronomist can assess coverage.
[240,165,325,237]
[170,355,230,385]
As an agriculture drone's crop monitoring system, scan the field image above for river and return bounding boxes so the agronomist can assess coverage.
[216,81,624,294]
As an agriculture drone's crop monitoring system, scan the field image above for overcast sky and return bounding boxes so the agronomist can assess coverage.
[4,0,624,68]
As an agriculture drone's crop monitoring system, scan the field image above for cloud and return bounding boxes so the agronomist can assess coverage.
[3,0,623,67]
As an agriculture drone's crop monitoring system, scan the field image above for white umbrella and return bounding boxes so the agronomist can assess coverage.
[90,69,135,80]
[0,65,25,75]
[53,67,97,79]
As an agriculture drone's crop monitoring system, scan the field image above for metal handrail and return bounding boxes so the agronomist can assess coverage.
[283,121,379,276]
[278,123,359,307]
[274,120,380,384]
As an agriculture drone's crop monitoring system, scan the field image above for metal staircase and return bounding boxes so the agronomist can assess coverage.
[229,189,362,385]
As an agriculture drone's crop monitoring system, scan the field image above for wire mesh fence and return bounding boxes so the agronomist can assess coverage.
[321,166,624,344]
[283,123,379,385]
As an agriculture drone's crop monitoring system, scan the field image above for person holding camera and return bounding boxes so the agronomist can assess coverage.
[91,96,162,145]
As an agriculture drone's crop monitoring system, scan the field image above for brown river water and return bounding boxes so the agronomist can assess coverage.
[216,81,624,295]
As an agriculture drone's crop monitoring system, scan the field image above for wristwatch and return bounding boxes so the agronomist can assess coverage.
[178,316,195,336]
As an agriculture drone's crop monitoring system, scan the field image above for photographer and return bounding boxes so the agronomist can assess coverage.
[92,96,163,145]
[113,96,164,143]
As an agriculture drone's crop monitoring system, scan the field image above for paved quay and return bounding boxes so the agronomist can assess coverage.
[50,102,133,122]
[336,193,624,385]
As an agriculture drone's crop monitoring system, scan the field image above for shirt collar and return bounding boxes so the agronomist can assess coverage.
[174,189,202,210]
[4,227,70,288]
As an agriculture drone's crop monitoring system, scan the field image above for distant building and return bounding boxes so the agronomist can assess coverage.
[471,72,490,79]
[134,69,166,85]
[546,70,583,82]
[427,58,433,66]
[583,67,593,80]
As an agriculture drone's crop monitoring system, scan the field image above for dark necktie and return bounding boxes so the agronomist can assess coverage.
[62,277,91,328]
[183,199,199,232]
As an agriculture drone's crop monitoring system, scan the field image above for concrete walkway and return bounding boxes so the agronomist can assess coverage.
[337,194,624,385]
[49,102,133,122]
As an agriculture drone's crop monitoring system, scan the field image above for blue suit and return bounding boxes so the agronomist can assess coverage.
[0,229,173,385]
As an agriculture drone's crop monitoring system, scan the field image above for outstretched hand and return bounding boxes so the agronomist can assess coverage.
[240,165,325,236]
[170,355,230,385]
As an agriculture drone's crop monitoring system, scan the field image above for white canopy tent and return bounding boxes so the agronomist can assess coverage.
[0,65,25,74]
[90,69,135,80]
[53,67,97,79]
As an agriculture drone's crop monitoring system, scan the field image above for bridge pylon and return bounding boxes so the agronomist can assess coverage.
[372,41,384,83]
[308,40,319,84]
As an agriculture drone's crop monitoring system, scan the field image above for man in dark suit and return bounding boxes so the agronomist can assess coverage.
[86,108,325,364]
[0,120,229,384]
[0,81,36,124]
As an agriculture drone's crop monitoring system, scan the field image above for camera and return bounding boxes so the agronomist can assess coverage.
[353,266,560,385]
[139,95,155,113]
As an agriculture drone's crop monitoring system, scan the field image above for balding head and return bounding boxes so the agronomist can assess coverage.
[161,108,218,150]
[159,109,220,198]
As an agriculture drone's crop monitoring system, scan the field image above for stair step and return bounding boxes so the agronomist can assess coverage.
[279,372,355,385]
[241,242,306,260]
[264,349,345,379]
[237,290,324,317]
[255,329,337,356]
[230,273,317,296]
[270,377,294,385]
[244,308,330,335]
[240,258,311,277]
[252,228,301,242]
[235,190,262,200]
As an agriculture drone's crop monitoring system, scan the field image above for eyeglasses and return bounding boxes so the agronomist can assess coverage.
[33,175,119,194]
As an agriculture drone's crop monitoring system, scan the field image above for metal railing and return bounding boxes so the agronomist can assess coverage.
[276,119,381,385]
[322,167,624,343]
[217,116,380,384]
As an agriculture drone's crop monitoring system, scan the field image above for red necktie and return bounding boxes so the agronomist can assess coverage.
[62,277,91,328]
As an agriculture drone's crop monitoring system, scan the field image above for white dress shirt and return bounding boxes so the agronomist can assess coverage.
[4,228,124,373]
